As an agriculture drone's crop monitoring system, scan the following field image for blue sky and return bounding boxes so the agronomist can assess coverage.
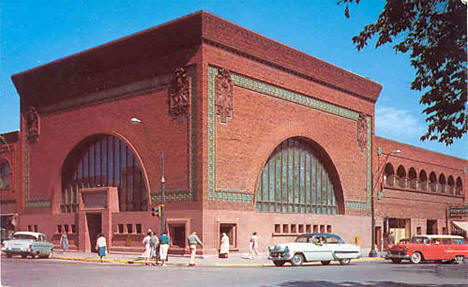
[1,0,466,159]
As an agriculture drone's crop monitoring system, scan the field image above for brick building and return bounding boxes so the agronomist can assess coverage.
[1,11,466,254]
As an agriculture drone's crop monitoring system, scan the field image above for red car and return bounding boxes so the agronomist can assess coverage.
[386,235,467,264]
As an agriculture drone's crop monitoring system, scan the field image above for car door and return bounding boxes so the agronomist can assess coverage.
[302,236,332,261]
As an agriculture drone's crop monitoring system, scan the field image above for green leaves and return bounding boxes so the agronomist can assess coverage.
[340,0,467,145]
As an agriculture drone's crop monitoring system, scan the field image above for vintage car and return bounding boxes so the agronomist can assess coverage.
[2,231,54,259]
[268,233,361,266]
[385,234,468,264]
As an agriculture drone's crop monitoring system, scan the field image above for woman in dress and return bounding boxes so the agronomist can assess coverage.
[96,233,107,262]
[219,233,230,258]
[142,230,152,265]
[60,230,69,252]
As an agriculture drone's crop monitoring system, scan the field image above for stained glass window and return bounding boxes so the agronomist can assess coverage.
[61,134,147,213]
[256,138,338,214]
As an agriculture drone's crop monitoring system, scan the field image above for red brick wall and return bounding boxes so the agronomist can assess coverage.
[201,42,376,212]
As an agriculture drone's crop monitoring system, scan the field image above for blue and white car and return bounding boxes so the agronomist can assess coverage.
[268,233,361,266]
[2,231,54,259]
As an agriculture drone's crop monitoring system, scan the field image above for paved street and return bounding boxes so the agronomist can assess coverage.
[1,257,467,287]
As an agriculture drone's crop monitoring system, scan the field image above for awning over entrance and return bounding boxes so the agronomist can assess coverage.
[453,221,468,233]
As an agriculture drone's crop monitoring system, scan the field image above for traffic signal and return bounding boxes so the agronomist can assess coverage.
[152,205,161,217]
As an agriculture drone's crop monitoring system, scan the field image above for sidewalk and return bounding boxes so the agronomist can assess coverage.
[53,250,385,267]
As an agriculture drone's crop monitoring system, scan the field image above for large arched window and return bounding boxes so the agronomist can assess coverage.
[408,168,417,189]
[61,134,147,213]
[384,163,395,186]
[396,165,407,188]
[256,137,341,214]
[419,170,428,191]
[0,160,11,190]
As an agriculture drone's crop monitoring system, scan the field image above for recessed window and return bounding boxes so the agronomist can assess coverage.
[282,224,289,233]
[136,224,142,234]
[127,224,133,234]
[320,225,325,233]
[64,224,69,233]
[71,225,76,233]
[291,224,297,233]
[313,225,318,233]
[298,224,304,233]
[327,225,332,233]
[57,225,62,233]
[274,224,281,233]
[306,224,311,233]
[34,225,38,232]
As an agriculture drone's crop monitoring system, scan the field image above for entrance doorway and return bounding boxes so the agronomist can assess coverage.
[220,223,237,249]
[168,224,186,248]
[86,213,101,252]
[427,220,437,235]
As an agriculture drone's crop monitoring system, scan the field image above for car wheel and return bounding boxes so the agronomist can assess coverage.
[321,260,331,265]
[454,256,464,265]
[21,254,27,259]
[32,252,40,259]
[339,258,351,265]
[391,258,402,264]
[273,260,286,267]
[290,254,304,266]
[410,252,422,264]
[6,253,12,258]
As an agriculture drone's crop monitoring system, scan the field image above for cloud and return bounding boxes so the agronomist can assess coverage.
[375,106,425,139]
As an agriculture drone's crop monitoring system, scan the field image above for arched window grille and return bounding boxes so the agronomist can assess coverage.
[0,160,11,190]
[384,163,395,186]
[419,170,428,191]
[408,168,417,189]
[455,177,463,195]
[61,134,147,213]
[429,172,437,192]
[448,176,455,194]
[439,174,447,193]
[256,138,339,214]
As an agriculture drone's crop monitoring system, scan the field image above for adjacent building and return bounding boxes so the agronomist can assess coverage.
[1,11,466,254]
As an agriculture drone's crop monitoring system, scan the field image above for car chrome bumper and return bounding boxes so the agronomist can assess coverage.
[385,254,410,260]
[268,255,292,260]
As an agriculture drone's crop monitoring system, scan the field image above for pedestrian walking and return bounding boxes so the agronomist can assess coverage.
[96,233,107,262]
[159,232,170,266]
[142,230,152,265]
[248,232,258,258]
[187,231,203,266]
[60,230,69,252]
[388,231,395,246]
[150,231,159,265]
[219,232,229,258]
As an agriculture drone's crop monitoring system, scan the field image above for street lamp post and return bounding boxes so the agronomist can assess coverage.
[369,148,401,257]
[130,117,166,234]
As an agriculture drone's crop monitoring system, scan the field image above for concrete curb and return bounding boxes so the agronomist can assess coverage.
[54,256,385,267]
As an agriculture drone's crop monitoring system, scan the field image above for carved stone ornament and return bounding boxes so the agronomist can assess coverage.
[356,113,368,153]
[215,68,234,124]
[168,67,190,120]
[26,106,40,142]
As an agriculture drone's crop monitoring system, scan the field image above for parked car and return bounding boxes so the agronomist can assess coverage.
[268,233,361,266]
[2,231,54,259]
[385,234,468,264]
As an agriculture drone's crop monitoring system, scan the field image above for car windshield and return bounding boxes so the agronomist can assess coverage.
[13,234,37,240]
[295,236,310,243]
[410,237,429,244]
